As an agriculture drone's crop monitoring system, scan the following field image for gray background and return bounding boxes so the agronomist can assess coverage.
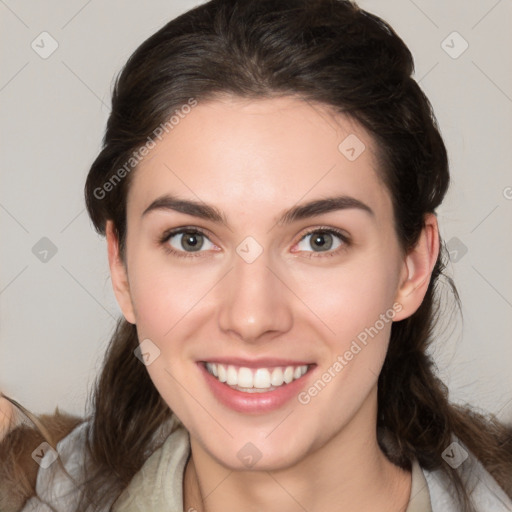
[1,0,511,422]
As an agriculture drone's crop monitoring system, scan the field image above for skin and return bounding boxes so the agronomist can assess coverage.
[107,95,439,512]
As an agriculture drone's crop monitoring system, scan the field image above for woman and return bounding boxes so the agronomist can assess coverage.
[1,0,511,511]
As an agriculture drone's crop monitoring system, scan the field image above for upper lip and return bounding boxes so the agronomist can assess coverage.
[200,357,314,369]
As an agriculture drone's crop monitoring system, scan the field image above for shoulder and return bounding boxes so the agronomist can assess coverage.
[112,419,190,511]
[422,443,512,512]
[0,408,83,512]
[22,412,185,512]
[21,420,91,512]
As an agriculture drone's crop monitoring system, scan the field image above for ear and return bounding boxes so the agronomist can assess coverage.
[106,220,136,324]
[393,213,440,322]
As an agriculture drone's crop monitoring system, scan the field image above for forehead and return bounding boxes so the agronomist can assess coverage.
[126,96,392,222]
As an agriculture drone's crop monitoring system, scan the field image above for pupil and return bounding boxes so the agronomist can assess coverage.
[312,232,332,251]
[184,232,201,251]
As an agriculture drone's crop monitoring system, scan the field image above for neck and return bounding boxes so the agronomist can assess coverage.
[183,386,411,512]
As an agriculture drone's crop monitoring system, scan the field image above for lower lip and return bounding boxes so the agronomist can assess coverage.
[198,362,315,414]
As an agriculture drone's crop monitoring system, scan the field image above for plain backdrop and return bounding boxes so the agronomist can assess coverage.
[1,0,511,423]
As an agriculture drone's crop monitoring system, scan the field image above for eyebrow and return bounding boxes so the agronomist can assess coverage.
[141,193,374,227]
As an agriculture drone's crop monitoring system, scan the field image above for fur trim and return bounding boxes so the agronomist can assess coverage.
[0,409,82,512]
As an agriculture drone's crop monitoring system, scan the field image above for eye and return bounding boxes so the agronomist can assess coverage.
[294,228,350,258]
[159,227,217,258]
[159,226,350,259]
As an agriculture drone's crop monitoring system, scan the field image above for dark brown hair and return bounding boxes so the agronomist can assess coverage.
[13,0,512,510]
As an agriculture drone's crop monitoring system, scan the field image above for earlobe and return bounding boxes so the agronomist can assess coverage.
[106,220,136,324]
[393,214,440,322]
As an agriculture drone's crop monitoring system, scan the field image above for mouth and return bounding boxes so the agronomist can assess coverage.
[198,358,317,413]
[202,361,313,393]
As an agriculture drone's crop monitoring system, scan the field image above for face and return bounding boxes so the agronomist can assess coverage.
[108,95,435,471]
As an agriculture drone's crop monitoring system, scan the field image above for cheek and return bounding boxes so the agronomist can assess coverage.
[126,249,225,368]
[293,259,399,423]
[294,252,400,339]
[127,249,195,340]
[292,252,401,408]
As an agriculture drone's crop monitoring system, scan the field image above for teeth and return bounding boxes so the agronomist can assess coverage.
[253,368,270,389]
[205,362,309,391]
[238,367,253,388]
[217,364,227,383]
[271,368,284,386]
[226,365,238,385]
[283,366,294,384]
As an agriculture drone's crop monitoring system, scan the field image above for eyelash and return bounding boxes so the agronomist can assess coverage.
[158,226,351,260]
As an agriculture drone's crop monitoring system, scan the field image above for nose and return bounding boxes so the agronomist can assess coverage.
[217,249,293,343]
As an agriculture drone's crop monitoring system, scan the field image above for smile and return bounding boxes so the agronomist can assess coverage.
[198,360,316,413]
[204,362,310,393]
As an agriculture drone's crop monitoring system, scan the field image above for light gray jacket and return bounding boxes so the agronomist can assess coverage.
[20,418,512,512]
